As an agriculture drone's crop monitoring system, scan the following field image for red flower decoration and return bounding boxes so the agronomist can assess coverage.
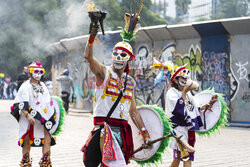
[10,106,14,111]
[36,62,42,66]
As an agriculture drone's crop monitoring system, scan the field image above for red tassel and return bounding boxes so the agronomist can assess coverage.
[125,64,129,74]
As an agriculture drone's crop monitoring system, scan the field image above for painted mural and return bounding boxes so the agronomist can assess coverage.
[175,45,202,95]
[50,23,250,123]
[201,36,230,104]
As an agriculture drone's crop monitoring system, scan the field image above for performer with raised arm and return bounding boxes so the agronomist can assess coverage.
[11,62,65,167]
[81,3,150,166]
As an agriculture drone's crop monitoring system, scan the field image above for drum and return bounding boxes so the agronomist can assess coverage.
[193,90,229,135]
[128,105,171,164]
[49,96,66,136]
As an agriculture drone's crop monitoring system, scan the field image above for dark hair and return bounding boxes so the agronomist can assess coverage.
[172,76,180,89]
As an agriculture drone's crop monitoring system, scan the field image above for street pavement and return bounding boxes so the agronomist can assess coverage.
[1,100,250,167]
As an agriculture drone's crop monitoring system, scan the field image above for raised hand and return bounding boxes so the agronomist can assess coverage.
[88,25,99,45]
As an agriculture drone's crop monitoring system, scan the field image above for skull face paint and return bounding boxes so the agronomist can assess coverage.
[28,62,45,81]
[31,68,44,81]
[112,49,130,70]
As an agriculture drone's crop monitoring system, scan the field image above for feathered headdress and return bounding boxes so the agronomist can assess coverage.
[152,58,173,88]
[120,0,143,43]
[114,0,143,74]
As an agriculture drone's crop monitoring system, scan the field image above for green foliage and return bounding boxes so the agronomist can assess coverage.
[175,0,191,15]
[93,0,167,29]
[216,0,250,19]
[92,0,123,30]
[0,0,64,79]
[195,17,209,22]
[0,0,86,79]
[0,0,167,79]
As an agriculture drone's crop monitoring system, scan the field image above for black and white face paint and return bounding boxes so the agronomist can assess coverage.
[178,80,187,87]
[177,77,187,87]
[31,69,44,81]
[112,49,130,70]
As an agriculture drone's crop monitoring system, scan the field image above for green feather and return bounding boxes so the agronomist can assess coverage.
[52,96,66,136]
[132,105,172,166]
[120,27,136,42]
[196,88,229,136]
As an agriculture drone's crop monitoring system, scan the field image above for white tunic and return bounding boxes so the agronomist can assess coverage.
[14,80,55,146]
[93,66,136,120]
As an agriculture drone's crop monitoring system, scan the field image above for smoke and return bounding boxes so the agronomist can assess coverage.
[0,0,92,56]
[0,0,95,77]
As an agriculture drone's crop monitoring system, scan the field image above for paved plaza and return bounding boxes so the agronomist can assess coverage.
[1,100,250,167]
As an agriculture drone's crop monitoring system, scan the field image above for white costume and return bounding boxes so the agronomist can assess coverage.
[93,66,136,121]
[165,87,202,149]
[14,80,57,147]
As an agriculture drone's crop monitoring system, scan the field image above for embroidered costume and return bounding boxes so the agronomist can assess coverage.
[93,66,136,164]
[82,49,137,166]
[82,3,149,166]
[11,62,65,167]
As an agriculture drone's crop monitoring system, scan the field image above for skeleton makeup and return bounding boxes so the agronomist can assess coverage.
[112,41,135,73]
[170,66,190,84]
[112,49,130,70]
[32,69,44,80]
[28,62,45,81]
[178,78,187,87]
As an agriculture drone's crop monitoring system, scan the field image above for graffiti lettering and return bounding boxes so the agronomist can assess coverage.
[242,92,250,103]
[229,66,240,101]
[236,61,249,82]
[249,74,250,88]
[202,51,230,103]
[175,45,202,95]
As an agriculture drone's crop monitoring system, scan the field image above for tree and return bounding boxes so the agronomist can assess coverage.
[175,0,191,16]
[0,0,64,79]
[0,0,86,79]
[216,0,250,19]
[0,0,167,79]
[195,17,209,22]
[152,0,168,18]
[93,0,167,30]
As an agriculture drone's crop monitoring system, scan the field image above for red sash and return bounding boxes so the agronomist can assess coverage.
[94,117,134,164]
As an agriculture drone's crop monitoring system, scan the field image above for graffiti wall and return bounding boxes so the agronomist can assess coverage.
[230,34,250,122]
[201,35,231,104]
[174,39,202,95]
[49,18,250,123]
[129,40,177,109]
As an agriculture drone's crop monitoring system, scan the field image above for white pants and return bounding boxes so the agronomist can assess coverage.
[169,126,188,149]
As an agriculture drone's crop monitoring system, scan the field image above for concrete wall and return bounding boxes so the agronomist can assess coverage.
[47,17,250,123]
[230,34,250,123]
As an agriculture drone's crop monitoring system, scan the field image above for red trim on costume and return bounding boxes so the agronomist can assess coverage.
[103,124,116,161]
[114,46,135,60]
[170,66,186,84]
[94,117,134,164]
[28,66,44,69]
[188,130,196,157]
[125,64,129,74]
[20,125,34,146]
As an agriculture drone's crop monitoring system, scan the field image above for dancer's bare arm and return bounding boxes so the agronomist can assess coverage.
[129,91,150,140]
[22,110,35,125]
[83,26,106,84]
[84,43,106,81]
